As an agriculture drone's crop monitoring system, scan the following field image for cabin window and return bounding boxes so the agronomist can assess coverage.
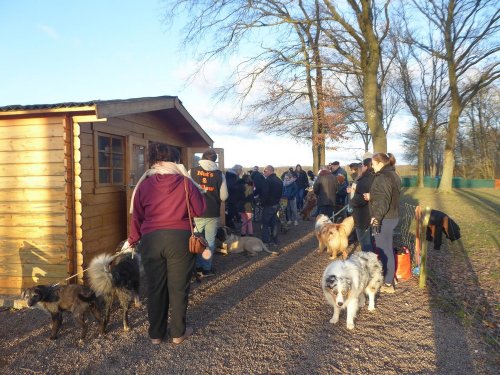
[97,134,124,185]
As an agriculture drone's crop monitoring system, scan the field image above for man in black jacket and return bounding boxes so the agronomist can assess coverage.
[260,165,283,247]
[313,166,339,219]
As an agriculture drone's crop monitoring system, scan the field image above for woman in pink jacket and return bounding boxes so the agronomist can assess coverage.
[127,143,206,345]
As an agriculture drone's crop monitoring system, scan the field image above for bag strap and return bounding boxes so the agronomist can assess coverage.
[184,178,195,236]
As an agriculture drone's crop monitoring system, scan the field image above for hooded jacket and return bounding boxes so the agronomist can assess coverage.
[129,174,206,245]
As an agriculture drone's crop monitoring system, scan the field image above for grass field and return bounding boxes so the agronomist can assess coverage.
[400,188,499,345]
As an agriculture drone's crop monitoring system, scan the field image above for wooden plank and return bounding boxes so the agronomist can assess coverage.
[83,232,126,258]
[82,222,125,243]
[0,227,66,239]
[0,124,64,139]
[0,150,64,164]
[0,162,66,177]
[0,137,64,151]
[0,175,66,189]
[0,188,65,202]
[83,191,124,206]
[0,213,66,227]
[0,275,69,292]
[0,201,65,213]
[0,117,63,127]
[80,132,93,146]
[0,254,66,265]
[0,263,67,277]
[0,239,66,256]
[81,203,124,218]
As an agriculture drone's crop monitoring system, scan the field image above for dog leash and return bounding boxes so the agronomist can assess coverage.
[51,246,137,287]
[330,204,348,220]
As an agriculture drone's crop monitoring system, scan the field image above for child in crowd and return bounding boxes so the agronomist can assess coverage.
[239,174,255,236]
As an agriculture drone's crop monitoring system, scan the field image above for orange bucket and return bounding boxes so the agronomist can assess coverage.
[395,246,412,281]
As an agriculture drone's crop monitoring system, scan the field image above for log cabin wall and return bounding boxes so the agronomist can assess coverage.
[79,111,198,271]
[0,115,69,294]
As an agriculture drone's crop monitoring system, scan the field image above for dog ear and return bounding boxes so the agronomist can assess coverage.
[325,275,337,288]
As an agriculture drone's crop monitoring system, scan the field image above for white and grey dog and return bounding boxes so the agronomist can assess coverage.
[321,251,383,330]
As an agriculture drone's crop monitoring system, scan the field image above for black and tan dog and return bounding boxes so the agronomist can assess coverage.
[87,242,141,334]
[22,284,100,340]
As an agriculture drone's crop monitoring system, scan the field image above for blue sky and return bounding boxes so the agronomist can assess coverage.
[0,0,407,168]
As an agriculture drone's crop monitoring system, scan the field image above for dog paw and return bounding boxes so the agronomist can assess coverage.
[368,305,375,311]
[329,317,339,324]
[346,323,355,330]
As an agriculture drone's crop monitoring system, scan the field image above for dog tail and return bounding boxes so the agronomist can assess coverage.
[261,243,279,256]
[87,253,115,296]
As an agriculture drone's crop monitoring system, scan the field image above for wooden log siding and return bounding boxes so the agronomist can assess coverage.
[79,122,127,264]
[0,116,69,294]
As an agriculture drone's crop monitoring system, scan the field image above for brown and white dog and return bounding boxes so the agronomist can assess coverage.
[22,284,100,340]
[316,215,355,260]
[300,190,317,221]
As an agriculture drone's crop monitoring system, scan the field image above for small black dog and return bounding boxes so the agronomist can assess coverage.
[22,284,100,340]
[87,243,141,334]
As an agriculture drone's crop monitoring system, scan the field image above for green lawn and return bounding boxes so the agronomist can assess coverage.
[400,188,499,344]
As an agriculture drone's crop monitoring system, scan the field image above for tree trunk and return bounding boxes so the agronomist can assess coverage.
[417,128,426,187]
[439,101,461,192]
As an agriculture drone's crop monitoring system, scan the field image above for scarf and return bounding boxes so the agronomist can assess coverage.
[129,161,204,214]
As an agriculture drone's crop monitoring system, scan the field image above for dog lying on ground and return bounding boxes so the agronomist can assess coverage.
[223,233,280,256]
[321,251,383,330]
[214,225,232,255]
[316,215,355,260]
[300,190,317,221]
[87,242,141,333]
[22,284,100,340]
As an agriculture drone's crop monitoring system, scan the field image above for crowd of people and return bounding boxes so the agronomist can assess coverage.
[125,143,401,344]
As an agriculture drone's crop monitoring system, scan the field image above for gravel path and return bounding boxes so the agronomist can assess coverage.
[0,220,497,374]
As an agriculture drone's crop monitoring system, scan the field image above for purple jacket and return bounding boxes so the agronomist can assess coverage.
[128,174,206,245]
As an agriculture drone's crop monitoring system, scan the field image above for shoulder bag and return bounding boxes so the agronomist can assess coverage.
[184,178,208,254]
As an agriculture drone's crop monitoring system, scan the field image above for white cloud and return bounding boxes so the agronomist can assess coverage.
[37,24,60,40]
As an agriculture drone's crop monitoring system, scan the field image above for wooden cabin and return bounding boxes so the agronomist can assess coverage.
[0,96,224,296]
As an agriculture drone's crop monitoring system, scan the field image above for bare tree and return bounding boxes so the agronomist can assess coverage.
[392,19,449,187]
[409,0,500,192]
[164,0,351,171]
[320,0,392,152]
[456,84,499,179]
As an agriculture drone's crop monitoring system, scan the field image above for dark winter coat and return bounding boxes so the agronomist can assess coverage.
[295,170,309,190]
[260,173,283,207]
[313,170,339,207]
[369,165,401,222]
[350,171,375,229]
[250,171,266,198]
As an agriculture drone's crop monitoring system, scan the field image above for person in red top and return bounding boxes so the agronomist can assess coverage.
[126,143,206,345]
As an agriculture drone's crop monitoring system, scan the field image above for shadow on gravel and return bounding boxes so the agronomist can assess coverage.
[187,231,316,331]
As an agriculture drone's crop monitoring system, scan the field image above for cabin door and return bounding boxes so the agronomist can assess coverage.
[125,137,149,234]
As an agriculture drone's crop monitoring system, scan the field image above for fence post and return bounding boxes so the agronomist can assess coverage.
[419,206,432,288]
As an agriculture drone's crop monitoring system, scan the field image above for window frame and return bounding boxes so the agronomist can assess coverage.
[93,132,125,192]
